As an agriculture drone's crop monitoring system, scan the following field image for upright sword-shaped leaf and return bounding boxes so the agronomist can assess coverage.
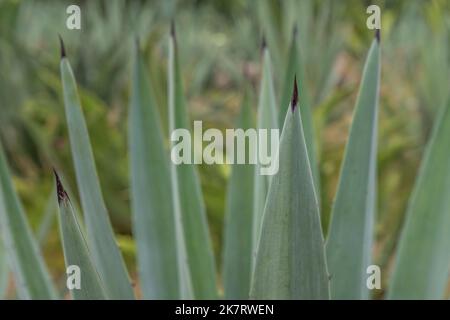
[54,171,107,300]
[388,100,450,299]
[222,92,255,299]
[59,37,134,299]
[0,239,7,298]
[0,143,56,299]
[250,80,329,299]
[326,32,380,299]
[168,24,216,299]
[129,40,183,299]
[252,41,279,259]
[279,27,320,203]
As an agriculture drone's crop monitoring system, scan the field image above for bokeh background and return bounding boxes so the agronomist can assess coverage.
[0,0,449,297]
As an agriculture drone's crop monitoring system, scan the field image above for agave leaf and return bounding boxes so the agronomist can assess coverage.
[59,40,134,299]
[388,100,450,299]
[129,42,183,299]
[325,34,380,299]
[168,27,217,299]
[250,82,329,299]
[222,92,255,299]
[279,28,320,203]
[252,46,279,258]
[54,171,107,300]
[256,1,283,74]
[0,143,56,299]
[0,240,8,298]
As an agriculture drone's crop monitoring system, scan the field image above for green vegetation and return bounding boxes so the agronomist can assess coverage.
[0,0,449,300]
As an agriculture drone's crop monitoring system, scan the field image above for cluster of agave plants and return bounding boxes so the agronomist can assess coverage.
[0,22,449,300]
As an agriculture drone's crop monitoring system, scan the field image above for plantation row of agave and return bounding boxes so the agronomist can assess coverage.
[0,25,449,300]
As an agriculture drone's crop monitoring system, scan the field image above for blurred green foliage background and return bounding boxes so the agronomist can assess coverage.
[0,0,449,297]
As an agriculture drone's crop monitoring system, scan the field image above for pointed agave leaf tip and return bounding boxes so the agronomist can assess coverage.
[375,29,380,43]
[170,19,176,38]
[58,34,66,58]
[261,34,267,51]
[53,169,69,204]
[291,75,298,112]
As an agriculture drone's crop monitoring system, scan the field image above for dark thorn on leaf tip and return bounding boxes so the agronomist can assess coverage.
[58,34,66,58]
[293,24,298,38]
[291,75,298,112]
[53,169,69,204]
[170,20,176,38]
[261,35,267,51]
[375,29,380,43]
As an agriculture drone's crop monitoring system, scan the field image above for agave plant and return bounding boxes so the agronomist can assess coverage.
[0,23,449,301]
